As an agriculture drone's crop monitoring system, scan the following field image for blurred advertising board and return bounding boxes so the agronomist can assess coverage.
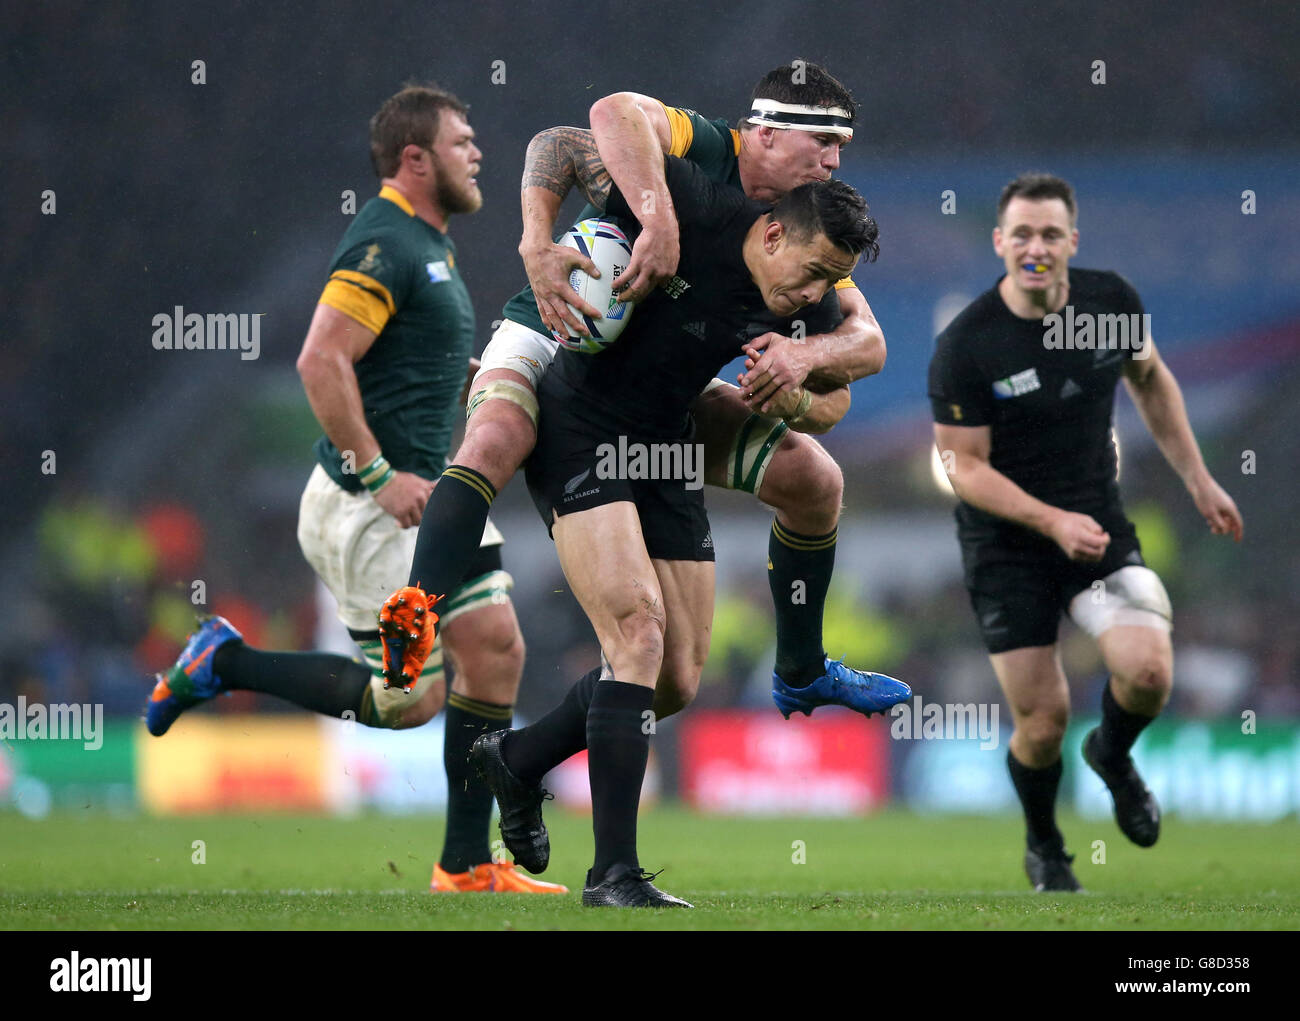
[0,720,136,817]
[896,717,1300,821]
[679,710,889,815]
[136,716,335,813]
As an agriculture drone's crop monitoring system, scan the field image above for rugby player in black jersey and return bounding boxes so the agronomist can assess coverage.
[928,173,1243,892]
[470,159,882,906]
[383,64,899,725]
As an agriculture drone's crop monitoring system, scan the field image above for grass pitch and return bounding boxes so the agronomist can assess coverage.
[1,808,1296,930]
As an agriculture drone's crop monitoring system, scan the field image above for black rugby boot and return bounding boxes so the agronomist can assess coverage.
[470,730,553,874]
[1083,726,1161,847]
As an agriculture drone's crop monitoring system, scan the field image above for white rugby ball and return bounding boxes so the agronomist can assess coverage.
[552,217,635,353]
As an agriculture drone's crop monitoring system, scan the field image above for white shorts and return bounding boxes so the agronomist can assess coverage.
[473,318,560,391]
[297,465,510,718]
[1068,565,1173,638]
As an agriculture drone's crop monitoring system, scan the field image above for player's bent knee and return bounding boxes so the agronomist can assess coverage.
[458,403,537,488]
[762,438,842,531]
[1117,656,1173,697]
[1015,710,1069,756]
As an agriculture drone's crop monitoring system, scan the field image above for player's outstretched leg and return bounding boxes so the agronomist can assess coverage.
[695,386,910,720]
[146,615,243,736]
[147,616,388,735]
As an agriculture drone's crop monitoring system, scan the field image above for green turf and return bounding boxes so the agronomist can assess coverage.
[1,808,1296,930]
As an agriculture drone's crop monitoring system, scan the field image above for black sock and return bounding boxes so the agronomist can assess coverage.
[768,518,836,688]
[440,692,513,873]
[407,465,496,596]
[587,680,653,882]
[502,669,600,784]
[1095,680,1155,765]
[213,642,369,718]
[1007,749,1064,851]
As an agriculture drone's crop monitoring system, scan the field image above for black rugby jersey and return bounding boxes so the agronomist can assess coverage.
[928,268,1146,540]
[543,155,842,438]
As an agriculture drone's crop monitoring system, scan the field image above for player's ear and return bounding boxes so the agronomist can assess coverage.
[401,143,430,175]
[992,226,1004,256]
[1068,228,1079,255]
[764,219,784,253]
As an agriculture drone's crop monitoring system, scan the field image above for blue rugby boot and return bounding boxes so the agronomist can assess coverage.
[772,656,911,719]
[146,615,243,736]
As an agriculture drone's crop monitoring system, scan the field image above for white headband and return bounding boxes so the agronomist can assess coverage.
[746,98,854,141]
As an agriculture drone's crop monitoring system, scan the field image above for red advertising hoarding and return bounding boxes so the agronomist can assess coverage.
[680,710,889,815]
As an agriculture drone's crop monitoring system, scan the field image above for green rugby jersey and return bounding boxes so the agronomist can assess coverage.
[313,185,475,491]
[499,105,742,333]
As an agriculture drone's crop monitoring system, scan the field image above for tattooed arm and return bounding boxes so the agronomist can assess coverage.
[588,93,679,303]
[519,126,613,336]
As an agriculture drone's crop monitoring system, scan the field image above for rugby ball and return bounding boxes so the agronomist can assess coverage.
[552,217,635,353]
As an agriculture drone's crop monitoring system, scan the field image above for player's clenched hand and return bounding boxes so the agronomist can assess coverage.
[373,471,435,528]
[521,240,602,338]
[738,333,813,412]
[1048,510,1111,562]
[1189,472,1244,542]
[613,223,679,304]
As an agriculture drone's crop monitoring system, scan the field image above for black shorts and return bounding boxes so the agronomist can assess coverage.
[525,398,714,563]
[960,504,1144,654]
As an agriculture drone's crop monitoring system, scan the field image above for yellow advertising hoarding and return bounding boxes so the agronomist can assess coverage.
[136,716,336,814]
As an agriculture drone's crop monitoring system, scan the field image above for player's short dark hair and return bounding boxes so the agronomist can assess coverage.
[771,179,880,262]
[369,83,469,178]
[997,172,1077,224]
[744,60,856,126]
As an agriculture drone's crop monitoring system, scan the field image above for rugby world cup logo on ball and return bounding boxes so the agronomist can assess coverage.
[552,217,636,354]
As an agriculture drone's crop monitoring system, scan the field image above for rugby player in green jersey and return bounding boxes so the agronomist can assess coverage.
[147,84,566,895]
